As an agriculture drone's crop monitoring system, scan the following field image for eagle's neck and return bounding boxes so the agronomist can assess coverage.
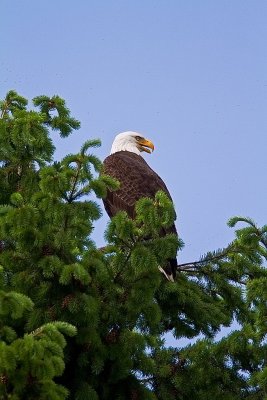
[110,141,141,155]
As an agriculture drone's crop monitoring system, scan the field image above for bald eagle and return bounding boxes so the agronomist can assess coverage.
[102,131,178,281]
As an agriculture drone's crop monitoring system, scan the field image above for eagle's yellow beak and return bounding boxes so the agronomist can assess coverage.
[138,138,155,154]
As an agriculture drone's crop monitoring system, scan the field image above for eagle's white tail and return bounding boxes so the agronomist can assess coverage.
[158,266,174,282]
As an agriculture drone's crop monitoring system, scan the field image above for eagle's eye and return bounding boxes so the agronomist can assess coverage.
[135,136,143,141]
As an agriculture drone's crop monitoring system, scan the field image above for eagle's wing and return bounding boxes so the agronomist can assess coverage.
[102,151,175,222]
[102,151,178,280]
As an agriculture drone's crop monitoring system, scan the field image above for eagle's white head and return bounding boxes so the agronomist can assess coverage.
[110,131,155,156]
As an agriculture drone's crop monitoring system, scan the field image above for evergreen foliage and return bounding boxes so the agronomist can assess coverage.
[0,91,266,399]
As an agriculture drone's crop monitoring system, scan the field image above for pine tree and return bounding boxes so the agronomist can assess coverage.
[0,90,266,400]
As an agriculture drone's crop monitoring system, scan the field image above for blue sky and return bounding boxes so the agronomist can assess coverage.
[1,1,266,270]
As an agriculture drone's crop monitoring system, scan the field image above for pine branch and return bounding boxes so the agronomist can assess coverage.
[177,245,234,270]
[113,252,131,283]
[138,376,154,383]
[67,161,82,203]
[0,101,9,118]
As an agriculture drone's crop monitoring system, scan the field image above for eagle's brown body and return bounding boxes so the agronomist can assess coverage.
[103,150,178,279]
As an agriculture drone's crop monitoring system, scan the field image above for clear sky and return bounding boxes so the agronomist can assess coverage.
[1,1,266,295]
